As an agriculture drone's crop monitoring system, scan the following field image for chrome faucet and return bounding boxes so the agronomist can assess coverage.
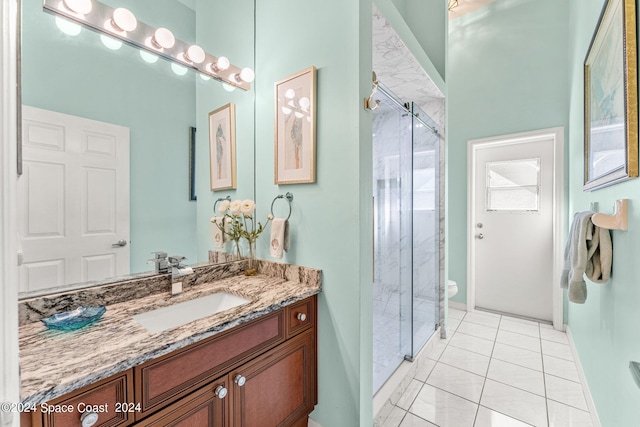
[169,255,192,280]
[147,252,169,273]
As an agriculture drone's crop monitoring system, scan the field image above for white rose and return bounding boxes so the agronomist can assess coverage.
[229,200,242,215]
[240,199,256,216]
[218,199,230,213]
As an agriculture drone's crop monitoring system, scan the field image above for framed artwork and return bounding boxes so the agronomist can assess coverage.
[209,103,237,191]
[274,66,317,184]
[189,126,197,201]
[584,0,638,191]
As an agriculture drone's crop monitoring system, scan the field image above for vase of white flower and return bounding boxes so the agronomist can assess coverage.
[211,198,271,276]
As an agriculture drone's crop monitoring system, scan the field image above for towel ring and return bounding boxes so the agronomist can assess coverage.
[213,196,231,214]
[270,192,293,220]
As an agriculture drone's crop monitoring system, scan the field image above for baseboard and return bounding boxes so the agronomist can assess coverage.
[448,300,467,311]
[308,417,323,427]
[565,325,602,427]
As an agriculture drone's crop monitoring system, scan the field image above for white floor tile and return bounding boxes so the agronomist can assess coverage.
[427,341,448,361]
[410,384,478,427]
[541,340,573,361]
[539,328,569,345]
[542,354,580,383]
[447,317,462,332]
[545,374,588,411]
[547,399,593,427]
[480,380,548,427]
[399,412,437,427]
[414,358,437,382]
[464,311,501,328]
[491,343,543,371]
[449,332,495,357]
[457,321,499,341]
[499,319,540,338]
[426,363,485,403]
[486,359,545,396]
[496,330,541,353]
[382,405,409,427]
[449,308,467,320]
[440,346,491,376]
[474,405,534,427]
[397,379,424,410]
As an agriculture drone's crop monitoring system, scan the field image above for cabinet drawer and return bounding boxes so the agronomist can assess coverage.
[41,370,134,427]
[135,310,284,418]
[285,296,315,338]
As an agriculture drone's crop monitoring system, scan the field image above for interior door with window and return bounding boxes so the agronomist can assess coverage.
[472,137,554,321]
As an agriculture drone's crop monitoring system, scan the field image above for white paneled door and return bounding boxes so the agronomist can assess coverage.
[18,106,130,293]
[471,134,555,321]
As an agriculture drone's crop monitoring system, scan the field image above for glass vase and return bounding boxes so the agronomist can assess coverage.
[243,238,258,276]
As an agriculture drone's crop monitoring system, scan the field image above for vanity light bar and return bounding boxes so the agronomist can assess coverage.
[43,0,253,90]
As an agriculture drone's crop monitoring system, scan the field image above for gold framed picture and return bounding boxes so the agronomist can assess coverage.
[584,0,638,191]
[209,103,237,191]
[274,66,317,184]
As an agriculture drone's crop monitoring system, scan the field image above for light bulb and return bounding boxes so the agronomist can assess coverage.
[239,67,255,83]
[63,0,92,15]
[112,8,137,32]
[55,16,81,35]
[207,56,230,73]
[285,89,295,99]
[100,34,122,50]
[185,45,205,64]
[140,50,159,63]
[299,97,310,110]
[152,28,175,49]
[171,63,188,76]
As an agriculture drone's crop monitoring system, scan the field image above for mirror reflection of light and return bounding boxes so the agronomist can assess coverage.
[199,73,211,81]
[222,83,236,92]
[100,34,122,50]
[55,16,82,35]
[139,50,159,63]
[171,63,188,76]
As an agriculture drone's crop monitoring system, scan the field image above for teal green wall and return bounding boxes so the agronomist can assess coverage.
[447,0,570,304]
[194,0,255,264]
[21,0,198,272]
[567,1,640,425]
[254,0,373,424]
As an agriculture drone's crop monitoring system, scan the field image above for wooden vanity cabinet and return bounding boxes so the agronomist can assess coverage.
[28,295,317,427]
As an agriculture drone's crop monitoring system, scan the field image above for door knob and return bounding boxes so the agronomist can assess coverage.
[234,374,246,387]
[476,233,484,239]
[214,385,227,399]
[112,239,127,247]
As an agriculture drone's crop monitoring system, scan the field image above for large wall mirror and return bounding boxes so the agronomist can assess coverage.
[18,0,255,298]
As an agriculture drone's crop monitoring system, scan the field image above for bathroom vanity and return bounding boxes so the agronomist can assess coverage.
[18,261,320,427]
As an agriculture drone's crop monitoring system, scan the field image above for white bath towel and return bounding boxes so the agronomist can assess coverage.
[561,211,613,304]
[270,218,290,259]
[211,216,225,248]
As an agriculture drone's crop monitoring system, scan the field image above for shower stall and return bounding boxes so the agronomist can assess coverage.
[372,83,441,393]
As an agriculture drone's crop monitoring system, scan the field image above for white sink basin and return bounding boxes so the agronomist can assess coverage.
[133,292,251,334]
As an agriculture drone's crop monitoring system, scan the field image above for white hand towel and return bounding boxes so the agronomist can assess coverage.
[211,216,225,248]
[270,218,290,259]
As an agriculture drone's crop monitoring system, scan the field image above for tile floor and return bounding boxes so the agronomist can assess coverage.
[375,308,595,427]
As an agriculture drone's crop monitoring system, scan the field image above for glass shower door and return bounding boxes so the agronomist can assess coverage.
[372,92,412,393]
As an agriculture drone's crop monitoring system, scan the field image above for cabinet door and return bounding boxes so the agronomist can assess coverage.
[230,330,315,427]
[134,378,229,427]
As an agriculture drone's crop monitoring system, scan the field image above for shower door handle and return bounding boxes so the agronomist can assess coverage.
[476,233,484,240]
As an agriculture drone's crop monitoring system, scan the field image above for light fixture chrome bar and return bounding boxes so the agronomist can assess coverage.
[377,83,438,134]
[43,0,252,90]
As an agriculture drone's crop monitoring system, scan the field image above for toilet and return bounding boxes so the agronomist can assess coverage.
[448,280,458,299]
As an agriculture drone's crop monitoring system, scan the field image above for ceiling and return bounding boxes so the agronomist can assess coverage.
[449,0,497,20]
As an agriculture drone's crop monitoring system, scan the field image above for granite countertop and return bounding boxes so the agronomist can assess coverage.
[19,262,321,405]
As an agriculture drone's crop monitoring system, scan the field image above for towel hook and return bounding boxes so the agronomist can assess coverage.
[213,196,231,214]
[591,199,628,231]
[270,192,293,220]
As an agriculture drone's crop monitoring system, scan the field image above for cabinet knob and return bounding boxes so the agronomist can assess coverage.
[234,374,246,387]
[80,411,99,427]
[296,313,307,322]
[214,385,228,399]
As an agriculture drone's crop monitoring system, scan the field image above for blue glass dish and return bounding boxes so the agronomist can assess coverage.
[41,306,106,331]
